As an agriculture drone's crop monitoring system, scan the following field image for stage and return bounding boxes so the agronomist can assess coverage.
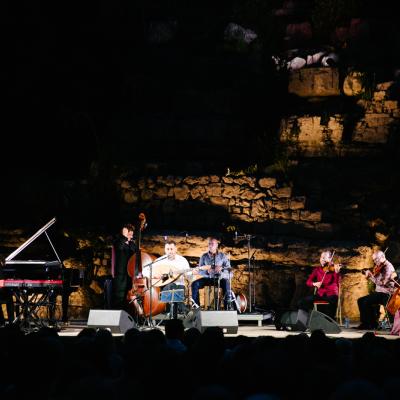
[56,318,400,340]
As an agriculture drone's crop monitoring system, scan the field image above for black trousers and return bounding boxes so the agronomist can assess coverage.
[191,277,231,310]
[357,291,390,327]
[112,272,131,310]
[298,294,338,320]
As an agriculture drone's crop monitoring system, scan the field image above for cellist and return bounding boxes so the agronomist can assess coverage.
[355,250,395,330]
[111,223,136,310]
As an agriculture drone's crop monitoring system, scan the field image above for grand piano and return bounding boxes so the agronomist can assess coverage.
[0,217,83,332]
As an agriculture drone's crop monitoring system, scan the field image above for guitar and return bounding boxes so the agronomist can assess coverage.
[147,264,208,287]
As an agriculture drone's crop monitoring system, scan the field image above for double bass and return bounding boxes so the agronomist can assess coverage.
[126,213,166,318]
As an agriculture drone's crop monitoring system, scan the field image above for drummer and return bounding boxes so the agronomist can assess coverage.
[142,240,190,318]
[191,237,233,310]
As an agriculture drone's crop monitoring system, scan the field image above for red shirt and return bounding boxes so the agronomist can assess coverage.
[306,266,340,297]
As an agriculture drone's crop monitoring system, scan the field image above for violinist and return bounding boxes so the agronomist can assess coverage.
[355,250,395,330]
[111,223,136,310]
[298,251,341,319]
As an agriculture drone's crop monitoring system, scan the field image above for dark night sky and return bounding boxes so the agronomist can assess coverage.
[1,1,285,182]
[2,1,278,227]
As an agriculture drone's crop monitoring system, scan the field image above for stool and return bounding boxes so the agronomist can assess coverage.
[201,286,223,310]
[313,300,330,312]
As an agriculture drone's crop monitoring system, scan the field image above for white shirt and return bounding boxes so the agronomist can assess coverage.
[142,254,190,285]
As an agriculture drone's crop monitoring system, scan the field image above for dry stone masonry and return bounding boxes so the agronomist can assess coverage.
[117,174,329,234]
[281,68,400,157]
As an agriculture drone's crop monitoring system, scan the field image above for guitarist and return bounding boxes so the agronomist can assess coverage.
[142,240,190,318]
[191,237,233,310]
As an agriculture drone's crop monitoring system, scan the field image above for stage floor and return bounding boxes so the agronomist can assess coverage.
[57,320,400,340]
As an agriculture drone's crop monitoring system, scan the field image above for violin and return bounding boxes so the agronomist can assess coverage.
[322,263,342,273]
[372,263,384,277]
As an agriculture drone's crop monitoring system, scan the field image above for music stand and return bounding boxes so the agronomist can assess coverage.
[160,289,185,319]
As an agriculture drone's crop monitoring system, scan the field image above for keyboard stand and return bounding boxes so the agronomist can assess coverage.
[11,287,59,333]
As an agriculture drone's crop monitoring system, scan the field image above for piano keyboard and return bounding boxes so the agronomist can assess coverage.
[0,279,63,288]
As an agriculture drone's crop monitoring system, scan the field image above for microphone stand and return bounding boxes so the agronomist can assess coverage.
[142,255,168,328]
[211,255,217,310]
[234,232,256,313]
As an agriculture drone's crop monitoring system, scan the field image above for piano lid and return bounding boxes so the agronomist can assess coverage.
[5,217,61,264]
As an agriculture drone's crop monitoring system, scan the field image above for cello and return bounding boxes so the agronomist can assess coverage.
[126,213,166,318]
[385,276,400,316]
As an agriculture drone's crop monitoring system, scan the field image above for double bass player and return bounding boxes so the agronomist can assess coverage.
[111,223,136,310]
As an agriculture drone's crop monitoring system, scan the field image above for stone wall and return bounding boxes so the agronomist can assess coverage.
[281,69,400,157]
[117,174,334,237]
[288,67,340,97]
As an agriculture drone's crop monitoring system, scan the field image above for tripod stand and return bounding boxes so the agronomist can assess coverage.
[234,233,256,313]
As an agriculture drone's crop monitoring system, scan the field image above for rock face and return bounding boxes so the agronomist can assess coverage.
[288,67,340,97]
[116,173,336,239]
[281,72,400,157]
[343,71,364,96]
[280,115,343,157]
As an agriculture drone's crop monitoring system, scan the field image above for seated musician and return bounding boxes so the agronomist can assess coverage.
[355,250,395,330]
[191,237,233,310]
[112,223,136,310]
[142,240,189,318]
[298,250,341,319]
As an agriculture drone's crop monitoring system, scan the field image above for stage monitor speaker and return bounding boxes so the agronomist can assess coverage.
[185,310,238,334]
[308,310,341,334]
[275,309,308,331]
[87,309,136,334]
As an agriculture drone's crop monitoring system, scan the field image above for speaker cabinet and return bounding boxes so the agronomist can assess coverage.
[275,309,309,331]
[185,310,238,334]
[87,309,136,334]
[308,310,341,334]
